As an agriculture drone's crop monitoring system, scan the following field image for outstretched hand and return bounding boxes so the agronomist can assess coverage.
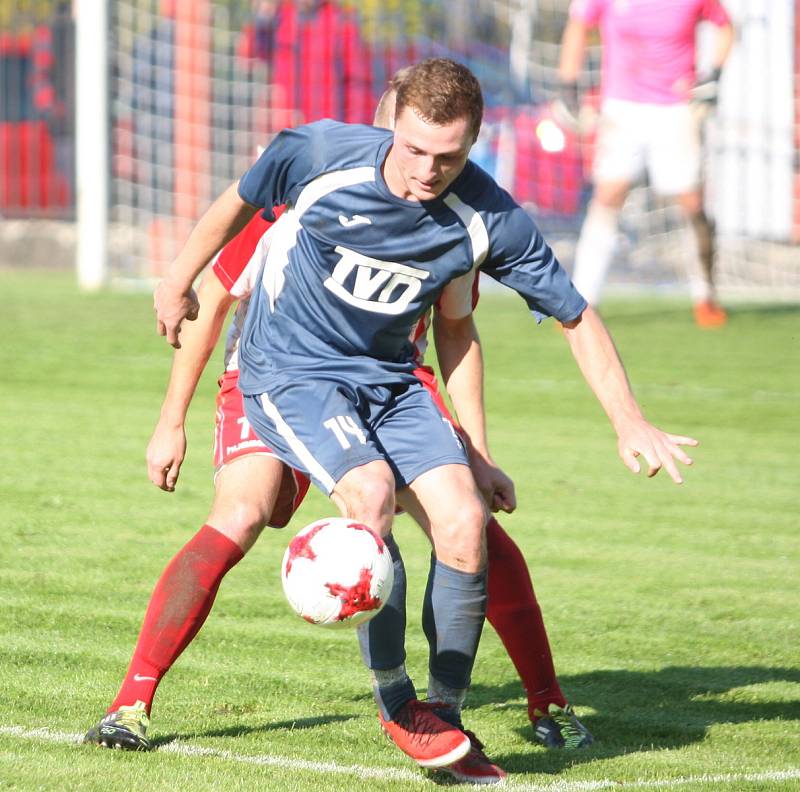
[154,278,199,349]
[616,417,698,484]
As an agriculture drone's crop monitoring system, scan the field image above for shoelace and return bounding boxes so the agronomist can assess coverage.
[550,707,585,746]
[107,708,147,734]
[397,701,452,749]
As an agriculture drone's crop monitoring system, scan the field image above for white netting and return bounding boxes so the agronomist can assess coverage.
[522,0,800,300]
[101,0,799,297]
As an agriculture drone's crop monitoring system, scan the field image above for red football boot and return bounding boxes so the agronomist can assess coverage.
[378,699,471,768]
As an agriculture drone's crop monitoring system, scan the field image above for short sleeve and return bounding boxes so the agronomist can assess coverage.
[569,0,606,26]
[238,123,329,217]
[437,270,480,320]
[483,200,586,324]
[212,207,285,298]
[699,0,731,27]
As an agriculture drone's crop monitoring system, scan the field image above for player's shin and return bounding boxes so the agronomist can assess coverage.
[485,517,567,716]
[109,524,244,715]
[688,210,716,289]
[572,201,620,305]
[356,533,415,720]
[422,555,487,723]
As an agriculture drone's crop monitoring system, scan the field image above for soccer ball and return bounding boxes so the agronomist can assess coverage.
[280,517,394,628]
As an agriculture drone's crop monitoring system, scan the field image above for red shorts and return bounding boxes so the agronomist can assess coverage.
[414,365,464,439]
[214,370,311,528]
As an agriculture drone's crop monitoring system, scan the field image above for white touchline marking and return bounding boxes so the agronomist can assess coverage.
[0,725,423,783]
[508,770,800,791]
[2,725,799,789]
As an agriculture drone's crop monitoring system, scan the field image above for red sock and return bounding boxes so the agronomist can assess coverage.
[485,518,567,719]
[110,524,244,715]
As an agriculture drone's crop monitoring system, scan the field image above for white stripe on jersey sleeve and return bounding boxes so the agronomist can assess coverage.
[259,393,337,493]
[261,167,377,309]
[439,193,489,319]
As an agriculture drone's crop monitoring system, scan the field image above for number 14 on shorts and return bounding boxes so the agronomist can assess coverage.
[324,415,367,449]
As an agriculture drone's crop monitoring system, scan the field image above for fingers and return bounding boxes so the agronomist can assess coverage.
[658,451,683,484]
[497,480,517,513]
[147,454,178,491]
[150,463,179,492]
[147,461,168,490]
[491,492,515,514]
[620,424,699,484]
[624,444,686,484]
[167,324,182,349]
[641,448,662,479]
[153,287,198,346]
[164,460,181,492]
[667,442,694,467]
[621,446,641,474]
[655,433,699,483]
[667,433,699,448]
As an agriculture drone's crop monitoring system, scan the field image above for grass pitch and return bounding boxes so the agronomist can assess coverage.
[1,269,798,791]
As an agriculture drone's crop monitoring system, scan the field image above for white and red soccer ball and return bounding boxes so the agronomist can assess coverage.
[281,517,394,628]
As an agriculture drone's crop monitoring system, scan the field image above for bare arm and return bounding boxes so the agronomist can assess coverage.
[558,17,589,83]
[147,273,236,491]
[433,311,516,512]
[561,307,698,483]
[153,181,257,348]
[712,22,734,70]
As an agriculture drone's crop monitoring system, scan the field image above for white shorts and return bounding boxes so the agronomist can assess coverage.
[593,99,702,195]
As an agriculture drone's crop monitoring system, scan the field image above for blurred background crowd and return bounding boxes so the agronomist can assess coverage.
[1,0,798,299]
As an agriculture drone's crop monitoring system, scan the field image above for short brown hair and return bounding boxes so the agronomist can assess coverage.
[373,67,411,128]
[395,58,483,141]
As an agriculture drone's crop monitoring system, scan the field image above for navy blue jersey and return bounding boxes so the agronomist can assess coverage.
[237,120,586,395]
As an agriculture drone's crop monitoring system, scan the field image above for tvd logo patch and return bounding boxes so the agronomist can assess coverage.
[323,246,430,315]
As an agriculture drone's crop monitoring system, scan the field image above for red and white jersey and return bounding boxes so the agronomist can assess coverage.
[212,209,480,372]
[212,209,284,372]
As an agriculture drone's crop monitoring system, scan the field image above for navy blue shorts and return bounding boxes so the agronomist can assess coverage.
[242,377,468,494]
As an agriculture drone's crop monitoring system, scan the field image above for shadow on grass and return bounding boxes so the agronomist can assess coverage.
[152,713,356,747]
[469,665,800,775]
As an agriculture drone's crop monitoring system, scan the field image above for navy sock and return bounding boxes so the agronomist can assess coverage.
[422,555,487,702]
[357,534,415,720]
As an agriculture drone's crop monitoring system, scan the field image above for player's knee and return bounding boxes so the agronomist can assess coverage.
[334,465,396,535]
[208,502,271,552]
[591,184,628,211]
[432,497,488,571]
[677,189,703,217]
[356,476,395,531]
[586,198,621,226]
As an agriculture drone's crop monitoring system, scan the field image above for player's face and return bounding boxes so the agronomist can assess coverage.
[386,107,474,201]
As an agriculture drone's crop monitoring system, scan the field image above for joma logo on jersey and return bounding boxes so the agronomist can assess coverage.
[323,246,430,315]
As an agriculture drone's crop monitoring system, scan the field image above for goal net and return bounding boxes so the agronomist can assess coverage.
[91,0,800,297]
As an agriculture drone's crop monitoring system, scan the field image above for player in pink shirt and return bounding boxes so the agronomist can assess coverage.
[558,0,734,327]
[84,81,593,784]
